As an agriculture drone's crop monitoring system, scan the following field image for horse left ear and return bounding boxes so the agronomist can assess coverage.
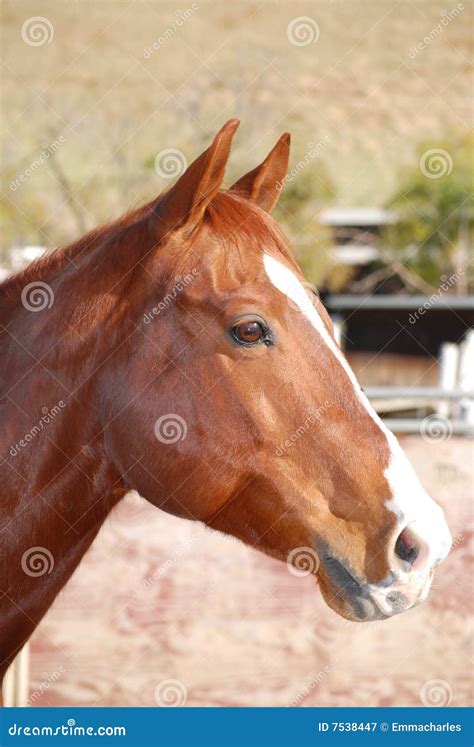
[230,132,291,212]
[153,119,240,239]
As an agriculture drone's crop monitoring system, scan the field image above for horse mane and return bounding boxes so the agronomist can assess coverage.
[0,200,154,305]
[206,191,293,261]
[0,190,293,313]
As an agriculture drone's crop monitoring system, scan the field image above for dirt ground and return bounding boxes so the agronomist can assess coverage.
[27,435,473,707]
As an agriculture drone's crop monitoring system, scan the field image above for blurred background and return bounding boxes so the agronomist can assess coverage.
[2,0,473,707]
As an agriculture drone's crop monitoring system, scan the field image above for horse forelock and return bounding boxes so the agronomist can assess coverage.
[206,191,291,257]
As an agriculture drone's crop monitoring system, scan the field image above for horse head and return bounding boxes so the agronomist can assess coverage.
[104,120,452,622]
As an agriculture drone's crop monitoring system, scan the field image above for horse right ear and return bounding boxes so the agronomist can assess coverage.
[152,119,240,240]
[230,132,291,212]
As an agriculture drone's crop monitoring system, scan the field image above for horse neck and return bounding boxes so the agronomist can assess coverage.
[0,408,125,677]
[0,222,150,677]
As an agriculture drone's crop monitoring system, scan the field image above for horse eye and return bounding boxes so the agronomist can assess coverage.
[231,320,267,346]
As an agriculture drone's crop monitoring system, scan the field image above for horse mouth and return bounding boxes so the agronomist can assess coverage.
[321,556,412,622]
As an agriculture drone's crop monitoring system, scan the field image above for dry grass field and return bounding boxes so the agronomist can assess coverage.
[2,0,472,254]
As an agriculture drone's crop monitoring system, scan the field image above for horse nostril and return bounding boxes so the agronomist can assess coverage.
[394,527,420,566]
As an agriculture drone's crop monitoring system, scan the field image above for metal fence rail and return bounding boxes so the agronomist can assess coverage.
[365,387,473,400]
[360,330,474,435]
[365,384,474,435]
[380,419,473,435]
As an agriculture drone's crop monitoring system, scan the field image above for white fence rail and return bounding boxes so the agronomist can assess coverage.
[365,330,474,435]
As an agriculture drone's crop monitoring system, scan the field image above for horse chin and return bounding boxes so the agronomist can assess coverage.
[322,589,389,622]
[318,581,381,622]
[318,569,394,623]
[318,565,433,622]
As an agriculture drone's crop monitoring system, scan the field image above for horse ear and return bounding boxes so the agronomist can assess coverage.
[153,119,240,238]
[230,133,291,212]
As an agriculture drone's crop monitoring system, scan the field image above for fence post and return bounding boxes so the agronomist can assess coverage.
[438,342,459,418]
[332,315,346,350]
[3,645,30,706]
[458,330,474,432]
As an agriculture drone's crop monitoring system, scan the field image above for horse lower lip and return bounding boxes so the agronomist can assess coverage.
[324,556,404,620]
[324,555,364,597]
[323,556,377,619]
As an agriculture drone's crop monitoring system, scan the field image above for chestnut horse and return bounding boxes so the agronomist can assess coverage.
[0,120,451,693]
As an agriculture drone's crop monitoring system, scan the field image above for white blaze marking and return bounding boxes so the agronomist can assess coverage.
[263,253,451,568]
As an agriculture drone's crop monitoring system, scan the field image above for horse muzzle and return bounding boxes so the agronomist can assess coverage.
[317,505,452,622]
[320,547,449,622]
